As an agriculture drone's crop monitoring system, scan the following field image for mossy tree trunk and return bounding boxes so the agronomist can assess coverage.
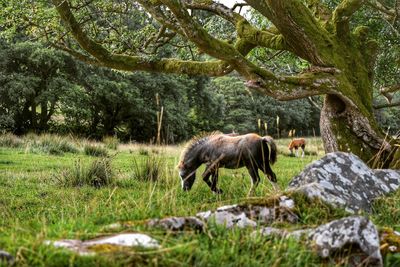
[50,0,400,168]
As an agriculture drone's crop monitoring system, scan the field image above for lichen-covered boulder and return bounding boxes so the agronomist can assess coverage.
[45,233,160,255]
[252,216,383,267]
[0,250,14,265]
[196,196,298,228]
[288,152,400,213]
[309,216,382,266]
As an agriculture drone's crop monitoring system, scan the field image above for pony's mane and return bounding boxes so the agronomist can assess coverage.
[179,131,222,162]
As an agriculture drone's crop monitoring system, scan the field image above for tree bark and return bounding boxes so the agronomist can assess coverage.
[320,93,400,168]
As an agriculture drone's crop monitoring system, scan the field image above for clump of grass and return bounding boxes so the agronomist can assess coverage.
[103,136,119,150]
[58,158,115,188]
[84,143,108,157]
[0,133,23,148]
[131,155,165,182]
[27,134,78,155]
[138,147,149,156]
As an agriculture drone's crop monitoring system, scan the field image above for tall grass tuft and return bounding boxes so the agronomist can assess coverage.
[0,133,23,148]
[103,136,119,150]
[27,134,78,155]
[84,143,108,157]
[131,155,165,182]
[58,158,115,188]
[138,147,149,156]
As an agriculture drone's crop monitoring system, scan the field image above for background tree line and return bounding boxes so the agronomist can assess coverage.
[0,39,324,142]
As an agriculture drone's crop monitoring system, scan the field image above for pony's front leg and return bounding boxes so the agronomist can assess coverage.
[246,165,260,196]
[211,168,223,194]
[201,165,214,191]
[301,148,305,158]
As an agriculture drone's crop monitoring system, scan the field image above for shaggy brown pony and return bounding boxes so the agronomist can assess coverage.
[178,132,277,194]
[288,138,306,157]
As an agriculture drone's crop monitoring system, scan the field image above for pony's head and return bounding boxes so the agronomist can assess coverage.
[178,160,196,191]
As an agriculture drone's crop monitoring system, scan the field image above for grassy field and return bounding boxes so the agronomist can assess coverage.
[0,134,399,266]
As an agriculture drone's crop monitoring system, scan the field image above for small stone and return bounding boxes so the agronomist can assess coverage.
[0,250,14,265]
[85,233,160,249]
[45,233,160,255]
[147,216,204,231]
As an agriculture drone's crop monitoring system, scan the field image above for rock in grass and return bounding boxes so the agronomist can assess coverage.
[196,196,298,229]
[147,216,205,231]
[309,216,382,266]
[0,250,14,265]
[141,196,298,231]
[253,216,383,267]
[45,233,160,255]
[288,152,400,213]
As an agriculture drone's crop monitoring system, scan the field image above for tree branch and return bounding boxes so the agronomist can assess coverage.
[184,0,288,51]
[159,0,257,77]
[244,0,329,66]
[304,0,333,21]
[52,0,335,99]
[245,71,338,101]
[374,101,400,109]
[51,0,235,76]
[332,0,364,38]
[366,0,396,18]
[307,96,323,110]
[184,1,243,24]
[380,84,400,94]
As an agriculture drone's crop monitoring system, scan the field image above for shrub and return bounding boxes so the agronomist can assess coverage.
[103,136,119,150]
[84,143,108,157]
[58,158,114,188]
[0,133,23,148]
[131,155,165,182]
[138,147,149,156]
[25,134,78,155]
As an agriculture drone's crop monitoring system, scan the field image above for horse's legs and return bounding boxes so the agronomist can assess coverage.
[211,168,223,194]
[301,144,305,158]
[260,161,277,183]
[295,148,299,157]
[201,165,214,191]
[246,165,260,196]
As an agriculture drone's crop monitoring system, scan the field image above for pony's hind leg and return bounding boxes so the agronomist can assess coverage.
[301,144,305,157]
[246,165,260,196]
[260,162,277,183]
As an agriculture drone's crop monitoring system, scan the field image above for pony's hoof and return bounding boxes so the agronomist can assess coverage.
[213,189,223,194]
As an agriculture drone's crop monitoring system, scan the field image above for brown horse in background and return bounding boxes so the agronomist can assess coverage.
[178,132,277,194]
[288,138,306,157]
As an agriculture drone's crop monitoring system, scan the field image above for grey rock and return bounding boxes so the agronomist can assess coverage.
[45,233,160,255]
[251,227,311,240]
[0,250,14,265]
[309,216,382,266]
[147,216,205,231]
[252,216,382,267]
[196,197,298,229]
[288,152,400,213]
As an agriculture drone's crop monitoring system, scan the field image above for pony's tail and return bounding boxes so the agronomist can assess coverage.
[263,136,277,165]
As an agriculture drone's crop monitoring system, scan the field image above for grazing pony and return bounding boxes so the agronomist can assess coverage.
[288,138,306,157]
[178,132,277,194]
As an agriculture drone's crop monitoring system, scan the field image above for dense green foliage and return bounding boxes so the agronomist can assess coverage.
[0,40,322,141]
